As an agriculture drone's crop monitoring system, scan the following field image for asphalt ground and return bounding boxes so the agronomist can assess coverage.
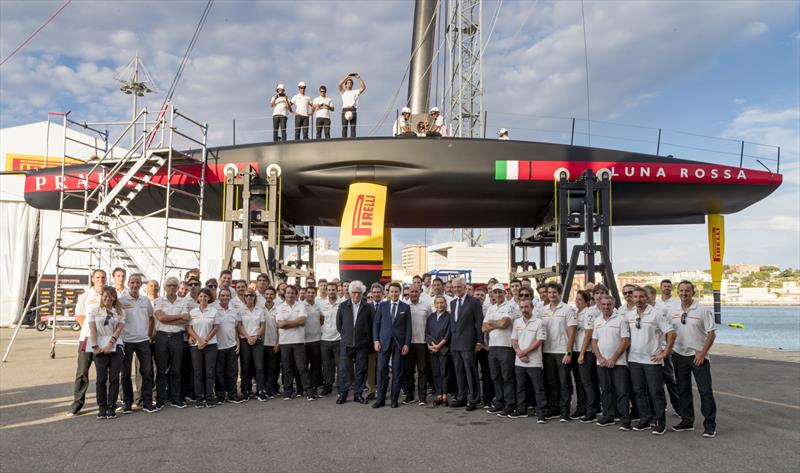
[1,328,799,472]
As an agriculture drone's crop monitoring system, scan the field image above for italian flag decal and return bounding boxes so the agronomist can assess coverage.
[495,160,531,180]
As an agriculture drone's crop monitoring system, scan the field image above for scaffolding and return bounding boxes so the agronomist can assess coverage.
[3,104,208,361]
[445,0,483,138]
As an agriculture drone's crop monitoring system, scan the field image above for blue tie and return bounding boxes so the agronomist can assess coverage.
[392,302,397,322]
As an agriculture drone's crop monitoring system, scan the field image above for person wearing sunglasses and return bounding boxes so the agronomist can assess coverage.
[540,281,578,422]
[427,107,446,136]
[205,278,219,302]
[591,294,632,430]
[87,286,126,419]
[67,269,106,417]
[617,284,636,316]
[181,277,202,402]
[669,280,718,438]
[311,86,334,139]
[625,286,676,435]
[153,276,192,409]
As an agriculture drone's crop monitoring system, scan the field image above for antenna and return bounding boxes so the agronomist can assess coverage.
[114,50,158,147]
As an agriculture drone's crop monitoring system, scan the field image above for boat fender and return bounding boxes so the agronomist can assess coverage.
[554,167,570,181]
[266,163,282,177]
[223,163,239,178]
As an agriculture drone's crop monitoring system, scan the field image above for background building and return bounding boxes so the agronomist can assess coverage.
[427,241,510,283]
[401,244,427,276]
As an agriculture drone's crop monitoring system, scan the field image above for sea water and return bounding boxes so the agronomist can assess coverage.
[715,306,800,351]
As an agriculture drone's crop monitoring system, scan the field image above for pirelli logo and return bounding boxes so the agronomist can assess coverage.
[352,194,376,236]
[711,227,722,262]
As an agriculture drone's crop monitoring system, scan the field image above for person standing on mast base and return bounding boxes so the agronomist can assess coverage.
[338,72,366,138]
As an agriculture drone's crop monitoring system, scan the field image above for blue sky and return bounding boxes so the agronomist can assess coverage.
[1,0,798,273]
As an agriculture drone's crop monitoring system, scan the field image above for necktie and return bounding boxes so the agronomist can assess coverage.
[391,302,397,322]
[456,297,462,322]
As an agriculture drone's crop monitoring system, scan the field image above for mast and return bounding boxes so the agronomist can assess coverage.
[407,0,438,114]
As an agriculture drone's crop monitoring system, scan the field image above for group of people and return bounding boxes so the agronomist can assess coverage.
[67,268,717,438]
[392,106,447,137]
[270,73,366,141]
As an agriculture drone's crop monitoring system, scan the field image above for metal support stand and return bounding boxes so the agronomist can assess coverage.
[221,166,269,283]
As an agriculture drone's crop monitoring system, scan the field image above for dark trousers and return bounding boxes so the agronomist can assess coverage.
[339,345,369,397]
[488,346,516,409]
[342,108,357,137]
[376,341,404,402]
[181,343,194,399]
[452,349,480,404]
[543,352,572,415]
[315,117,331,139]
[190,344,218,402]
[569,352,586,412]
[70,347,94,412]
[320,340,340,390]
[630,361,667,424]
[515,366,548,413]
[122,340,153,405]
[673,353,717,430]
[430,353,450,396]
[280,343,311,396]
[263,345,281,395]
[577,351,600,416]
[295,115,310,140]
[476,348,494,405]
[154,331,184,403]
[662,354,681,411]
[240,341,265,395]
[598,364,631,422]
[94,350,123,413]
[273,115,287,141]
[215,346,238,398]
[403,343,430,400]
[306,340,323,391]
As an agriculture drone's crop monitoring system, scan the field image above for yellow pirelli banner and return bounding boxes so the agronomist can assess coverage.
[339,183,388,285]
[707,213,724,323]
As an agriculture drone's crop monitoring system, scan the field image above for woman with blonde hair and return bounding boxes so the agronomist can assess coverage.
[187,288,220,408]
[88,286,126,419]
[426,295,452,406]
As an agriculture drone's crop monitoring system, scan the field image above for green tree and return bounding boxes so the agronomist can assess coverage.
[760,265,779,273]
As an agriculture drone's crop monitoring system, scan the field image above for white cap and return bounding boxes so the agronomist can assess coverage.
[499,128,508,135]
[401,107,411,114]
[491,283,506,292]
[276,83,285,90]
[298,81,306,87]
[430,106,440,113]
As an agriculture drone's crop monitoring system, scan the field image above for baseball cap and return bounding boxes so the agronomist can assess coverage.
[491,283,506,292]
[276,83,285,90]
[401,107,411,114]
[499,128,508,135]
[430,106,440,113]
[298,81,306,87]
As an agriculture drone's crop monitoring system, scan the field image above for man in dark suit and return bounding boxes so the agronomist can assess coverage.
[336,281,374,404]
[372,282,412,408]
[449,277,484,411]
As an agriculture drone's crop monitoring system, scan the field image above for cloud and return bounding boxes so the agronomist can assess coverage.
[743,21,769,37]
[734,98,747,105]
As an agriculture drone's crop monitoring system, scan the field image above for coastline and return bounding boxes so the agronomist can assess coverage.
[715,343,799,364]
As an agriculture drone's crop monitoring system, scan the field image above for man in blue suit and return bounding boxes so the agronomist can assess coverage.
[449,277,485,411]
[372,282,412,408]
[336,281,374,405]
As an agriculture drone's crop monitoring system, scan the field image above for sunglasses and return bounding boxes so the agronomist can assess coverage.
[635,316,641,329]
[245,294,257,298]
[165,284,178,288]
[103,314,111,326]
[189,283,200,287]
[623,291,633,296]
[207,284,218,288]
[519,294,531,298]
[681,312,687,324]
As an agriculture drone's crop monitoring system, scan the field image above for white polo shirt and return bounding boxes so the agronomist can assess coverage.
[214,305,240,350]
[189,306,219,345]
[313,96,333,119]
[272,94,291,116]
[240,306,265,338]
[574,305,600,352]
[256,291,269,308]
[669,301,716,358]
[291,93,313,117]
[341,89,360,109]
[153,296,192,334]
[86,306,125,352]
[276,301,306,345]
[318,299,341,342]
[541,302,578,354]
[119,292,153,343]
[263,304,279,347]
[484,301,514,347]
[393,116,412,135]
[655,296,679,312]
[303,300,322,343]
[592,313,631,366]
[625,305,674,365]
[511,316,546,368]
[408,299,433,344]
[75,287,103,342]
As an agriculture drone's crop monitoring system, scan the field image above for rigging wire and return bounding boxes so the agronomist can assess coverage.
[0,0,73,67]
[580,0,591,146]
[481,0,504,56]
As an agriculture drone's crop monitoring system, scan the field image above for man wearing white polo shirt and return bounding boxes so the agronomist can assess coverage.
[482,283,516,418]
[276,285,315,400]
[510,299,548,422]
[291,82,313,140]
[337,72,366,138]
[262,286,281,397]
[119,274,156,413]
[303,287,324,395]
[402,285,432,405]
[541,281,578,422]
[312,85,334,139]
[670,280,718,438]
[592,295,632,430]
[153,276,192,409]
[67,269,106,416]
[319,282,341,397]
[626,287,676,435]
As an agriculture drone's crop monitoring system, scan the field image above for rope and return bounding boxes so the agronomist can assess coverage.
[0,0,73,67]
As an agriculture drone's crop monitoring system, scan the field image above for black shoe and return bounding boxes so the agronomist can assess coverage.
[257,392,268,402]
[354,396,367,405]
[230,394,245,404]
[596,415,615,426]
[142,403,158,413]
[619,421,632,431]
[559,414,570,423]
[537,417,547,424]
[449,399,467,408]
[465,403,477,412]
[498,408,516,418]
[106,411,117,419]
[208,400,217,408]
[391,400,399,408]
[366,392,376,401]
[195,401,205,409]
[487,405,503,414]
[507,409,528,419]
[672,419,695,432]
[633,420,651,432]
[96,410,106,420]
[580,415,597,424]
[402,396,414,405]
[154,401,166,411]
[652,421,666,435]
[372,400,386,408]
[336,396,346,405]
[122,403,133,414]
[569,410,585,420]
[307,394,317,401]
[170,400,187,409]
[703,427,716,438]
[215,396,226,405]
[185,395,197,403]
[545,411,560,420]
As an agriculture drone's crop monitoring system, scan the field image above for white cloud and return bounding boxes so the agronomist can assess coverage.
[743,21,769,37]
[734,98,747,105]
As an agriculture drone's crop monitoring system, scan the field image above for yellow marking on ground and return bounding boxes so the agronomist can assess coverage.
[714,390,800,410]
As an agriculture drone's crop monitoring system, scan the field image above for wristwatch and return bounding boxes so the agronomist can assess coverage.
[92,345,98,349]
[565,351,571,356]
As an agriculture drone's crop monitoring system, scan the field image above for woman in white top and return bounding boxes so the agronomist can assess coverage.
[238,290,267,401]
[186,288,220,408]
[88,287,126,419]
[573,289,600,422]
[214,288,242,404]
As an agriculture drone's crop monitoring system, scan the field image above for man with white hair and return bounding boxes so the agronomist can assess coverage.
[335,281,375,404]
[153,276,192,409]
